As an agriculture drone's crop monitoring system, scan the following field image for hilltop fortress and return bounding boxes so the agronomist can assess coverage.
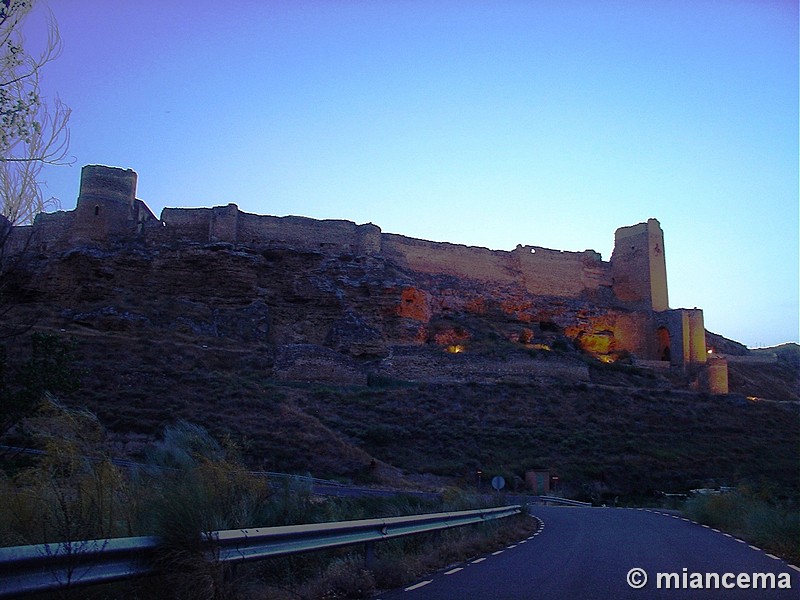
[9,165,728,392]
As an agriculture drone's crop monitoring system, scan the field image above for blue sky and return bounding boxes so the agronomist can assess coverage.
[24,0,799,347]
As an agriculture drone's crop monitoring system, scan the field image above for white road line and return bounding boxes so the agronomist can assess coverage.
[748,545,761,551]
[765,553,781,560]
[723,533,733,538]
[444,567,463,575]
[701,524,710,528]
[712,528,721,533]
[789,564,800,573]
[405,580,432,591]
[735,539,747,544]
[507,544,518,549]
[491,550,504,556]
[471,557,487,564]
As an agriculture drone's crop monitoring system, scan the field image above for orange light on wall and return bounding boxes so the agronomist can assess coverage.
[446,344,465,354]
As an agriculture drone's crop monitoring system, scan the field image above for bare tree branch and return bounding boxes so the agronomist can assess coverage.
[0,1,72,227]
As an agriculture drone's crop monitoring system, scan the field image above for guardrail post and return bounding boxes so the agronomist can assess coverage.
[364,541,376,570]
[430,529,443,547]
[224,562,238,584]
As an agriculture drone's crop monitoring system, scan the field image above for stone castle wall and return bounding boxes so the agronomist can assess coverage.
[153,204,382,255]
[382,233,610,299]
[12,165,667,310]
[8,165,720,376]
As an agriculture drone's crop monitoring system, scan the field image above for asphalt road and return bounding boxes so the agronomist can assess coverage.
[376,506,800,599]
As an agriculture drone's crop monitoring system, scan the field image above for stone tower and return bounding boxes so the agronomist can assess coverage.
[73,165,139,242]
[611,218,669,312]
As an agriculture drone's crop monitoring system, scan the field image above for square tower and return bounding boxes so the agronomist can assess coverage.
[611,218,669,312]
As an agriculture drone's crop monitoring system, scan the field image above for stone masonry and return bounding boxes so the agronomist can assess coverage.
[7,165,726,391]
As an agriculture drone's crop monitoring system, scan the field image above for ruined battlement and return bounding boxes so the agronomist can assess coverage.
[381,233,611,300]
[13,165,670,310]
[8,165,721,385]
[155,204,383,256]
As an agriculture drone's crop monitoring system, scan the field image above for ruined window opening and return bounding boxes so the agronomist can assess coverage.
[657,326,671,361]
[94,205,100,216]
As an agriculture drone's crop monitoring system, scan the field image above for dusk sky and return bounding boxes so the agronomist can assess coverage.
[23,1,799,348]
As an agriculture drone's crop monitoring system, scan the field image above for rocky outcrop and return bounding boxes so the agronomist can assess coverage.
[274,344,367,385]
[4,239,669,385]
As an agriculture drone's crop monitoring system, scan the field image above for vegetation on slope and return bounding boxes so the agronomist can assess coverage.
[2,329,796,505]
[0,410,534,599]
[684,489,800,565]
[299,379,798,501]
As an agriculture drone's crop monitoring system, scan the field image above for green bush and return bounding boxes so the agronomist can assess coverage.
[684,490,800,564]
[0,333,81,433]
[0,397,134,546]
[0,414,537,599]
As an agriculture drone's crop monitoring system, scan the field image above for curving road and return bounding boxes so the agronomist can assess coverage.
[376,506,800,599]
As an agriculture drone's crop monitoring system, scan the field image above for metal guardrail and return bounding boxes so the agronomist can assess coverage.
[0,536,160,598]
[0,505,522,598]
[536,495,592,507]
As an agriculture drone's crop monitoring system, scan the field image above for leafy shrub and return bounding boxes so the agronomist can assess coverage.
[1,397,134,546]
[0,414,537,599]
[684,490,800,563]
[0,333,81,433]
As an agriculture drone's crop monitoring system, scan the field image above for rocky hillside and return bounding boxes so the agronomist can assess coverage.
[2,241,797,499]
[5,241,618,384]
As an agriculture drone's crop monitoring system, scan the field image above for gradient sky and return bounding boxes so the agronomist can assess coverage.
[22,0,799,347]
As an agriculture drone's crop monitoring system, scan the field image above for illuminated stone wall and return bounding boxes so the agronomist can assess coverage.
[24,166,669,311]
[11,165,718,374]
[383,234,609,300]
[611,218,669,311]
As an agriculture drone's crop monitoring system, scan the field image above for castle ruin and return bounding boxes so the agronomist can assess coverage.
[9,165,728,392]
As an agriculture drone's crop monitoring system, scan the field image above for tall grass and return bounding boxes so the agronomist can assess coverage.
[0,410,534,599]
[684,490,800,564]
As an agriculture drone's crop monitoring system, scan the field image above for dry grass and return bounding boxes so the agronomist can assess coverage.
[4,328,798,503]
[684,490,800,565]
[0,410,537,600]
